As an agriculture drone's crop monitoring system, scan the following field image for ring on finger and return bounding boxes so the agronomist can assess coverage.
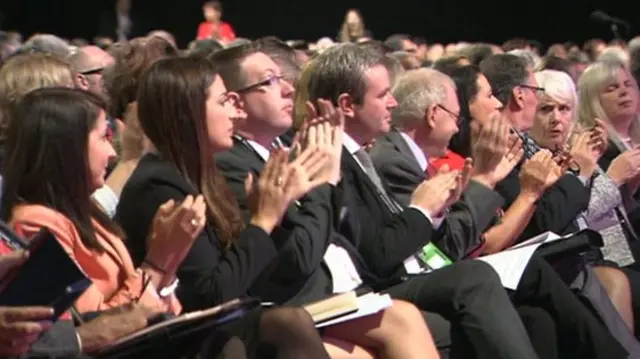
[190,219,199,227]
[276,176,284,187]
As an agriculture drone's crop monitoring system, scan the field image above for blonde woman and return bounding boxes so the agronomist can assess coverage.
[578,61,640,240]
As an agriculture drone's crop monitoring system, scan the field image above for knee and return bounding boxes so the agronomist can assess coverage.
[264,306,316,333]
[386,299,427,331]
[455,261,502,288]
[594,266,631,297]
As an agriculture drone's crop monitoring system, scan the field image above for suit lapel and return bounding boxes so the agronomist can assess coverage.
[386,130,426,176]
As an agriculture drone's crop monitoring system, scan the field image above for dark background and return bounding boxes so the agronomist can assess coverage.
[0,0,637,49]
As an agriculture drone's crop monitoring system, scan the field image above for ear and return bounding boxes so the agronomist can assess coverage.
[76,74,89,91]
[511,86,525,110]
[337,93,355,119]
[226,92,248,120]
[424,103,438,130]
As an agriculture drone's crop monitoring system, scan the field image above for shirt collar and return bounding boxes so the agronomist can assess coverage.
[246,139,271,162]
[398,132,429,172]
[342,132,362,155]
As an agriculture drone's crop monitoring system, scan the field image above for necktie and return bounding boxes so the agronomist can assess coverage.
[353,148,403,214]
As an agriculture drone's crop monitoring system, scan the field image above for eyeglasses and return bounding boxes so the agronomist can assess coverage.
[519,84,545,95]
[235,74,283,93]
[437,104,465,124]
[79,67,104,76]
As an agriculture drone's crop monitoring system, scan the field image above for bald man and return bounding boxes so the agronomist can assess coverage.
[67,46,114,96]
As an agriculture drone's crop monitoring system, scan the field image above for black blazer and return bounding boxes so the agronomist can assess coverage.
[115,153,278,311]
[494,166,591,242]
[338,146,435,278]
[215,138,378,304]
[370,130,504,260]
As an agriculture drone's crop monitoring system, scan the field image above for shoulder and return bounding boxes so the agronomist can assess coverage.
[125,154,186,192]
[9,204,77,242]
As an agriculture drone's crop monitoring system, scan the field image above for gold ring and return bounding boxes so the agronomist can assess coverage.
[276,177,284,187]
[190,219,199,227]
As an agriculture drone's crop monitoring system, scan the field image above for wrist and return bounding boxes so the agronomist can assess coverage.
[250,215,277,234]
[140,262,166,289]
[518,190,541,204]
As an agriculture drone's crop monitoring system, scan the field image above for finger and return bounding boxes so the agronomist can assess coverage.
[262,149,279,184]
[307,120,318,147]
[294,146,319,167]
[244,172,254,195]
[0,250,29,271]
[0,321,52,337]
[437,164,450,174]
[2,307,54,322]
[305,101,318,122]
[304,152,331,177]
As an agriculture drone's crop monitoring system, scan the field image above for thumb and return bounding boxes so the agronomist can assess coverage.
[158,199,175,215]
[438,164,450,174]
[244,172,254,195]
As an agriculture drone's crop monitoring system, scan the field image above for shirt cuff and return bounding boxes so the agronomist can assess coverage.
[408,205,445,229]
[92,185,119,218]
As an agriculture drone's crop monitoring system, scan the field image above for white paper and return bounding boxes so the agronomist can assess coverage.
[316,293,393,328]
[478,231,566,289]
[509,231,561,250]
[477,244,542,290]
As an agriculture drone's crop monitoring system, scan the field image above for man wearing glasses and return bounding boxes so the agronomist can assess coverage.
[68,46,114,97]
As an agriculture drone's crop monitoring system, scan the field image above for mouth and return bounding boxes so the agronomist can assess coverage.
[282,104,293,114]
[619,100,634,108]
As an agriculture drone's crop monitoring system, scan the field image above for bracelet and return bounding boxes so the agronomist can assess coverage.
[142,259,167,275]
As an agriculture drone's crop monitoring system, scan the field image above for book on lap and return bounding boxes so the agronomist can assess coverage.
[303,291,393,328]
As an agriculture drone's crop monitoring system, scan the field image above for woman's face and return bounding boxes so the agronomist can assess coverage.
[531,94,573,150]
[87,110,117,192]
[346,11,361,25]
[205,75,237,153]
[599,68,639,125]
[468,74,502,126]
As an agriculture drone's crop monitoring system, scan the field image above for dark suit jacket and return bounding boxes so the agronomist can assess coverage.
[370,130,504,260]
[338,144,436,278]
[215,138,380,304]
[115,153,278,311]
[494,163,590,242]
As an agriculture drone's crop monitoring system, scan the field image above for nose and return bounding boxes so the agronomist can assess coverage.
[386,93,398,109]
[491,95,503,110]
[281,78,295,98]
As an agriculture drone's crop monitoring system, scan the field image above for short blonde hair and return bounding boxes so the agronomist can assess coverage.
[577,61,640,146]
[0,53,75,139]
[292,59,317,129]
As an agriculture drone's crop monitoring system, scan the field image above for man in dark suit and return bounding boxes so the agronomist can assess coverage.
[370,68,515,258]
[302,43,629,359]
[211,41,550,359]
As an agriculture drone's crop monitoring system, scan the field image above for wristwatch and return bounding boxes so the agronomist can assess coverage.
[159,278,180,298]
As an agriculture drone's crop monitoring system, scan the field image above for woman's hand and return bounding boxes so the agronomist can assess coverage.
[144,195,207,286]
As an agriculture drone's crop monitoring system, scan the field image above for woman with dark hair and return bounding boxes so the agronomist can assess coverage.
[1,87,333,359]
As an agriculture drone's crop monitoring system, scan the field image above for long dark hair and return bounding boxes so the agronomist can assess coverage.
[136,56,244,248]
[1,87,123,252]
[448,65,482,158]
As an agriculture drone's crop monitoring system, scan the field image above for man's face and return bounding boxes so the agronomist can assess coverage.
[426,82,460,157]
[352,64,398,142]
[236,52,295,135]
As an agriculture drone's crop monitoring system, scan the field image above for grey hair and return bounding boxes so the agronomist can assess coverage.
[508,49,540,69]
[392,68,453,128]
[597,47,630,68]
[306,43,385,105]
[21,34,72,59]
